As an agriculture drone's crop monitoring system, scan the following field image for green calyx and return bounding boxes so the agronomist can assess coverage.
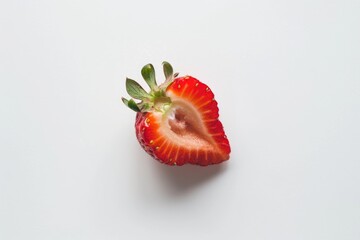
[122,61,178,113]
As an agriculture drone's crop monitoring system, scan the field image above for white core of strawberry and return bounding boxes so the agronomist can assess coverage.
[154,96,215,150]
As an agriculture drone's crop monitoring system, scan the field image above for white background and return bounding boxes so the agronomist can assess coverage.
[1,0,359,239]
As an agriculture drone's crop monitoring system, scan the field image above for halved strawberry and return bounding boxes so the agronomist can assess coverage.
[122,62,230,166]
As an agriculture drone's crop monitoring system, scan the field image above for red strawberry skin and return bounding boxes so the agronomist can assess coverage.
[134,76,231,166]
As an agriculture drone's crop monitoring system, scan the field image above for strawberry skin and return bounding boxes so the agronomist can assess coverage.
[123,62,231,166]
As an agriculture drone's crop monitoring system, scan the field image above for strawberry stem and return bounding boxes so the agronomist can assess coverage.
[122,61,178,113]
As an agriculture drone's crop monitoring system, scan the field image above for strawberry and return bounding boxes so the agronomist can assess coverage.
[122,62,230,166]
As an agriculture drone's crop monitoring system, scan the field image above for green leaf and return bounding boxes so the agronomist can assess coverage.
[122,97,129,106]
[141,64,157,90]
[162,61,173,81]
[126,78,151,100]
[122,97,140,112]
[128,99,141,112]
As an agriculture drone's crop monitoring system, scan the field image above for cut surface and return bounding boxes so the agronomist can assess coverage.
[162,99,213,149]
[167,76,230,154]
[139,76,230,166]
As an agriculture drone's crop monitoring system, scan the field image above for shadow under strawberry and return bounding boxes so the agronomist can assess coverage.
[151,161,229,197]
